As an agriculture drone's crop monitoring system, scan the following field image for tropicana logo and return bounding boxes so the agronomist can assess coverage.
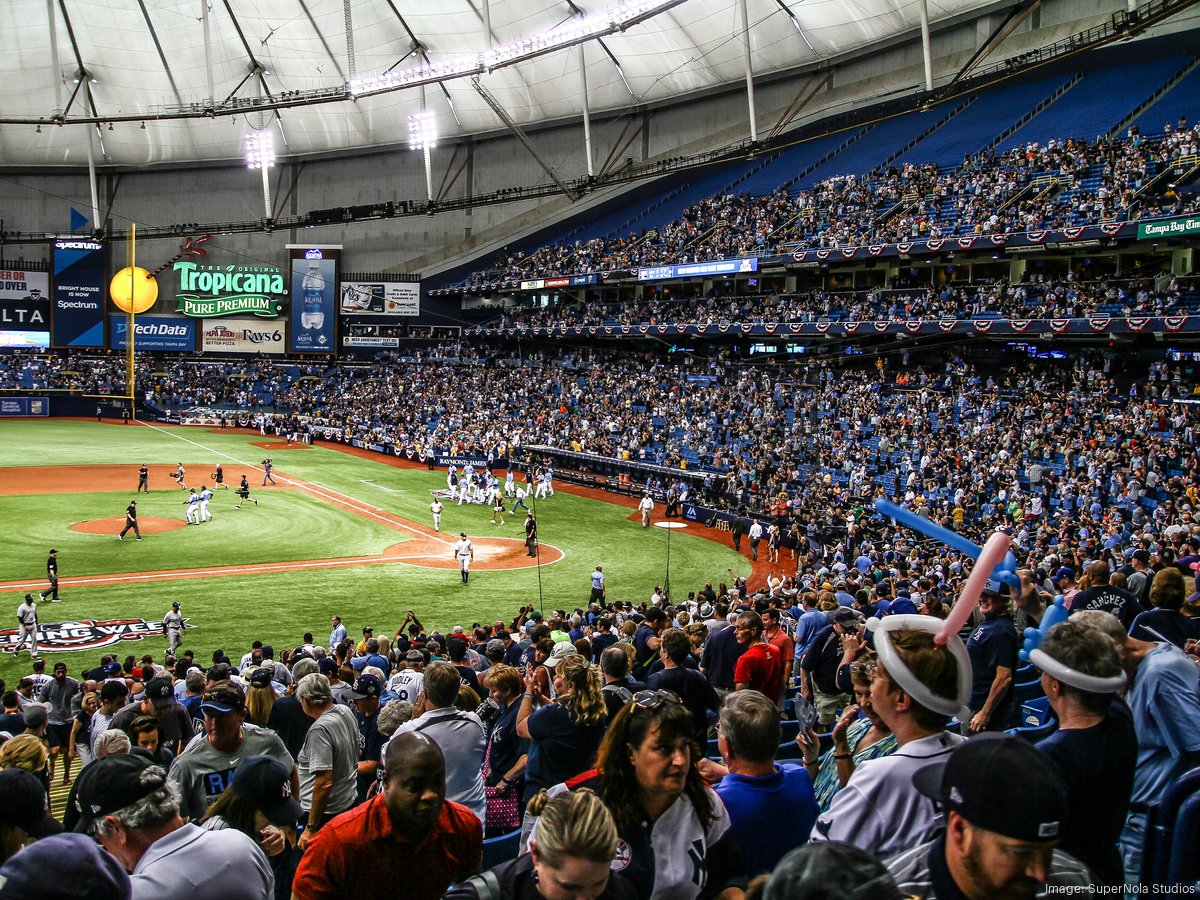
[174,260,285,319]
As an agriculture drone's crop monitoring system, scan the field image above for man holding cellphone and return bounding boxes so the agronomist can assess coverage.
[800,607,863,727]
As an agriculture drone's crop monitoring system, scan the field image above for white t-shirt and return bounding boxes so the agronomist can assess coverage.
[388,669,425,703]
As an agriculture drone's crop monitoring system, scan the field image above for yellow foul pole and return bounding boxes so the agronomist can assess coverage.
[126,225,136,418]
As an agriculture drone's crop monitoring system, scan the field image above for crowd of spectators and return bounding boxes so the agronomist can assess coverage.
[3,524,1200,897]
[475,275,1198,331]
[460,125,1200,289]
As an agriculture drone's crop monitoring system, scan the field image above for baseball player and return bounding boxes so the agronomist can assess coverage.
[505,470,516,498]
[212,463,227,490]
[40,548,59,602]
[430,498,444,532]
[173,462,186,489]
[535,469,549,500]
[198,485,213,522]
[184,488,201,525]
[545,466,555,497]
[235,475,259,509]
[16,594,38,657]
[136,463,149,493]
[119,501,142,541]
[453,532,474,585]
[447,465,459,497]
[162,601,184,653]
[262,459,276,485]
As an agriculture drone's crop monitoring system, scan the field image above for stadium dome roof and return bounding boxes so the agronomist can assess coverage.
[1,0,982,168]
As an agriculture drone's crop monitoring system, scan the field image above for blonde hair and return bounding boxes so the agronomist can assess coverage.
[525,788,618,867]
[0,734,48,774]
[557,654,606,726]
[245,682,276,728]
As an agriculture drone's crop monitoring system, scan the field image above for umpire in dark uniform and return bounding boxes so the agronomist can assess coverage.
[137,463,149,493]
[119,501,142,541]
[39,549,59,602]
[731,511,750,553]
[524,513,538,558]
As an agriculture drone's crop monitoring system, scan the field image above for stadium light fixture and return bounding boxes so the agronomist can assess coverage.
[407,109,438,151]
[347,0,687,98]
[244,128,275,220]
[244,128,275,170]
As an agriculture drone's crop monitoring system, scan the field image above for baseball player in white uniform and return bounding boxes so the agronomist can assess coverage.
[453,532,474,585]
[535,470,549,499]
[430,498,444,532]
[505,470,516,498]
[16,594,38,656]
[173,463,186,489]
[198,486,213,522]
[184,488,201,525]
[545,466,555,496]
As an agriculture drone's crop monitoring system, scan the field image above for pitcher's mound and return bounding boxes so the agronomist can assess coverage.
[381,536,563,570]
[70,516,188,535]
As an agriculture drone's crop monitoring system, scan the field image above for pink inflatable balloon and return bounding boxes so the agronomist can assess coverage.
[936,530,1012,645]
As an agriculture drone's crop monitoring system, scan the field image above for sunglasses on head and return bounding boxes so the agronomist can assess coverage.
[631,689,683,710]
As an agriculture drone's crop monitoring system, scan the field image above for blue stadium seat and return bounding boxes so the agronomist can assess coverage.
[1140,766,1200,886]
[482,829,522,869]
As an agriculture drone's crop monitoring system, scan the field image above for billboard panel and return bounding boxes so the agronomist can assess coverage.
[200,318,286,354]
[289,247,339,353]
[52,240,106,347]
[0,270,50,345]
[339,281,420,316]
[109,316,197,351]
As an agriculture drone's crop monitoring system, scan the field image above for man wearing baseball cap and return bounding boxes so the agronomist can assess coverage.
[109,676,193,756]
[168,680,297,822]
[74,753,274,898]
[888,734,1093,898]
[346,674,386,801]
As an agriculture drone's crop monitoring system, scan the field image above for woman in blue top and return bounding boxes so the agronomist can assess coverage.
[517,652,607,798]
[1129,567,1200,647]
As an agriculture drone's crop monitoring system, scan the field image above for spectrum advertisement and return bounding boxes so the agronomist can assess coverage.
[52,239,106,347]
[288,246,340,353]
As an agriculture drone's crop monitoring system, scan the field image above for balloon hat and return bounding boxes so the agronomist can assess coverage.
[866,614,973,723]
[875,500,1020,645]
[1019,595,1126,693]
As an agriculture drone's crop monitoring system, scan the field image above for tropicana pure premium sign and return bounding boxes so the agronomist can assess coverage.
[173,260,286,318]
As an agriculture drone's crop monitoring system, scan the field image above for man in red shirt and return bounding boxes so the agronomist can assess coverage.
[292,732,481,900]
[733,611,785,700]
[762,608,795,703]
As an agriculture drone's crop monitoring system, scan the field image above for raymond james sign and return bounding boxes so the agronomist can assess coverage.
[174,260,286,318]
[1138,216,1200,240]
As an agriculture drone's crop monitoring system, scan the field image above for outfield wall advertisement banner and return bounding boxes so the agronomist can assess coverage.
[289,246,340,353]
[52,239,105,347]
[0,397,48,417]
[201,317,286,354]
[109,316,197,351]
[0,270,51,347]
[173,259,286,318]
[340,281,421,316]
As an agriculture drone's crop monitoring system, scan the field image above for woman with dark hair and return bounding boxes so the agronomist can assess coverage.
[200,755,302,900]
[530,690,745,900]
[1130,566,1200,647]
[127,715,175,768]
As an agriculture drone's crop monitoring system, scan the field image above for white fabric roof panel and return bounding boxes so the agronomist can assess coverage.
[0,0,980,167]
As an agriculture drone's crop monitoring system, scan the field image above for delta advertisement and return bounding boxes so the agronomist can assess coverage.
[200,318,286,354]
[52,239,106,347]
[339,281,421,316]
[0,268,50,347]
[109,316,196,351]
[289,246,339,353]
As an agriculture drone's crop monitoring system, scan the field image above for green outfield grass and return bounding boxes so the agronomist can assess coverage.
[0,419,750,683]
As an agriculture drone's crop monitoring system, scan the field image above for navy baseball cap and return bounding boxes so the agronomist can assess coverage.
[317,657,338,675]
[346,674,383,700]
[0,832,129,899]
[200,682,245,715]
[231,756,302,828]
[103,661,122,677]
[74,755,168,832]
[0,769,62,839]
[248,668,274,688]
[144,677,174,708]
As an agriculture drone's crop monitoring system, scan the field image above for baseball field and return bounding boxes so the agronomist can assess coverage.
[0,418,751,682]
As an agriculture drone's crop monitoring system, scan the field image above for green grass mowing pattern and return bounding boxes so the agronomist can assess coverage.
[0,420,750,683]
